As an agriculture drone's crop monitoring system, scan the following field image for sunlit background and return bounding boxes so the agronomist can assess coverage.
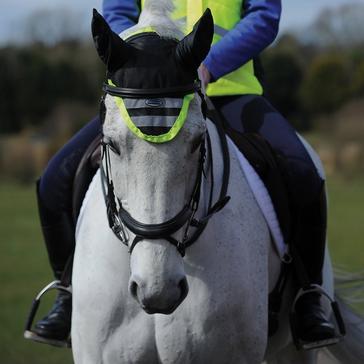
[0,1,363,363]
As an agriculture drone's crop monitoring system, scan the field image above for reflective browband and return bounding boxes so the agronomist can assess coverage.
[103,80,201,98]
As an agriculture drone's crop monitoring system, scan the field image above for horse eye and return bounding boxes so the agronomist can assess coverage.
[191,135,203,154]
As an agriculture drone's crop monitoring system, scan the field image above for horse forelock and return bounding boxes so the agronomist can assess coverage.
[120,0,182,41]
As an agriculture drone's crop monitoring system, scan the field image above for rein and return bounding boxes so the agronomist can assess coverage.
[100,82,230,257]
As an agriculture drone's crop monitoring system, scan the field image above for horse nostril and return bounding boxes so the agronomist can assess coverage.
[129,280,139,301]
[179,277,189,301]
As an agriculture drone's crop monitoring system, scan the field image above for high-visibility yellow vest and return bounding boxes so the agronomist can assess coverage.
[140,0,263,97]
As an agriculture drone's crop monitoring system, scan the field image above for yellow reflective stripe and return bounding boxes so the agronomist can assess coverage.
[172,3,186,22]
[187,0,203,33]
[139,0,263,96]
[123,26,157,40]
[206,65,263,97]
[108,81,194,143]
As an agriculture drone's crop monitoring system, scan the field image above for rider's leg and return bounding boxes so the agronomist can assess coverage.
[33,182,74,341]
[293,186,335,342]
[211,95,335,343]
[32,116,100,342]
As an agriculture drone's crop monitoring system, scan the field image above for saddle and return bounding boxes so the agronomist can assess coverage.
[226,128,292,245]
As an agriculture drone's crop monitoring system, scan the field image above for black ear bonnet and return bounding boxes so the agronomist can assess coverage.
[111,33,197,91]
[92,8,213,90]
[93,9,213,134]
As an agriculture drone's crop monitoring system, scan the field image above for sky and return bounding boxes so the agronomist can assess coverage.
[0,0,362,44]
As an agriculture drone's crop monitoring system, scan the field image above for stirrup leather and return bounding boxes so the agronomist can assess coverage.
[24,280,72,348]
[289,284,346,350]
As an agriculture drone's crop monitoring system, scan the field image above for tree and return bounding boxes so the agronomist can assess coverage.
[352,60,364,97]
[0,42,103,134]
[263,50,303,118]
[306,4,364,49]
[0,51,23,133]
[23,8,83,46]
[300,54,351,115]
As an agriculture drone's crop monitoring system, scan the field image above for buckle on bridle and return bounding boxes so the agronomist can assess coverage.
[176,240,186,257]
[106,203,129,244]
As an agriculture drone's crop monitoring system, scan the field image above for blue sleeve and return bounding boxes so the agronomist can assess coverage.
[204,0,281,81]
[102,0,140,34]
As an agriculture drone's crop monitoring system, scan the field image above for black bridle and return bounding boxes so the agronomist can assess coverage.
[100,81,230,256]
[103,80,202,98]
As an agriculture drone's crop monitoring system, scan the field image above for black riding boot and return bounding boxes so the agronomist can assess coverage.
[293,184,336,347]
[31,181,74,345]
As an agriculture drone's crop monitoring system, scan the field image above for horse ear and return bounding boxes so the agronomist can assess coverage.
[91,8,133,72]
[175,9,214,70]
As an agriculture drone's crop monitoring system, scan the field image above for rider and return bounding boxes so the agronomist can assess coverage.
[30,0,336,348]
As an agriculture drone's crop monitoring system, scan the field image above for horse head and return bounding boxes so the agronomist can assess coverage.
[91,8,213,314]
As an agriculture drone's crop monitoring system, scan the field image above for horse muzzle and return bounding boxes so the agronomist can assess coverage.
[128,275,189,315]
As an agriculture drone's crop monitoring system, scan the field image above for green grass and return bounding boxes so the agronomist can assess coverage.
[326,177,364,270]
[0,177,363,363]
[0,183,73,364]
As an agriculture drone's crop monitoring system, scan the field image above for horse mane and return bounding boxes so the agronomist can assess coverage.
[120,0,183,40]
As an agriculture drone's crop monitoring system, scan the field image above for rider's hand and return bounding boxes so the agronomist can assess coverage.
[198,63,211,90]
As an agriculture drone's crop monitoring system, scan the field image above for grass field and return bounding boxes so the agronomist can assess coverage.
[0,183,73,364]
[0,176,363,363]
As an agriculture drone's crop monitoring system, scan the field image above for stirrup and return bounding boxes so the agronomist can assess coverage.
[289,284,346,351]
[24,280,72,348]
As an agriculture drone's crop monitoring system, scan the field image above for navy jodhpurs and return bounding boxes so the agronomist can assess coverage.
[38,95,323,214]
[39,116,101,213]
[212,95,324,206]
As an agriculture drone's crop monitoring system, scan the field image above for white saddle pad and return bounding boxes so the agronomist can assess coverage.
[229,137,289,260]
